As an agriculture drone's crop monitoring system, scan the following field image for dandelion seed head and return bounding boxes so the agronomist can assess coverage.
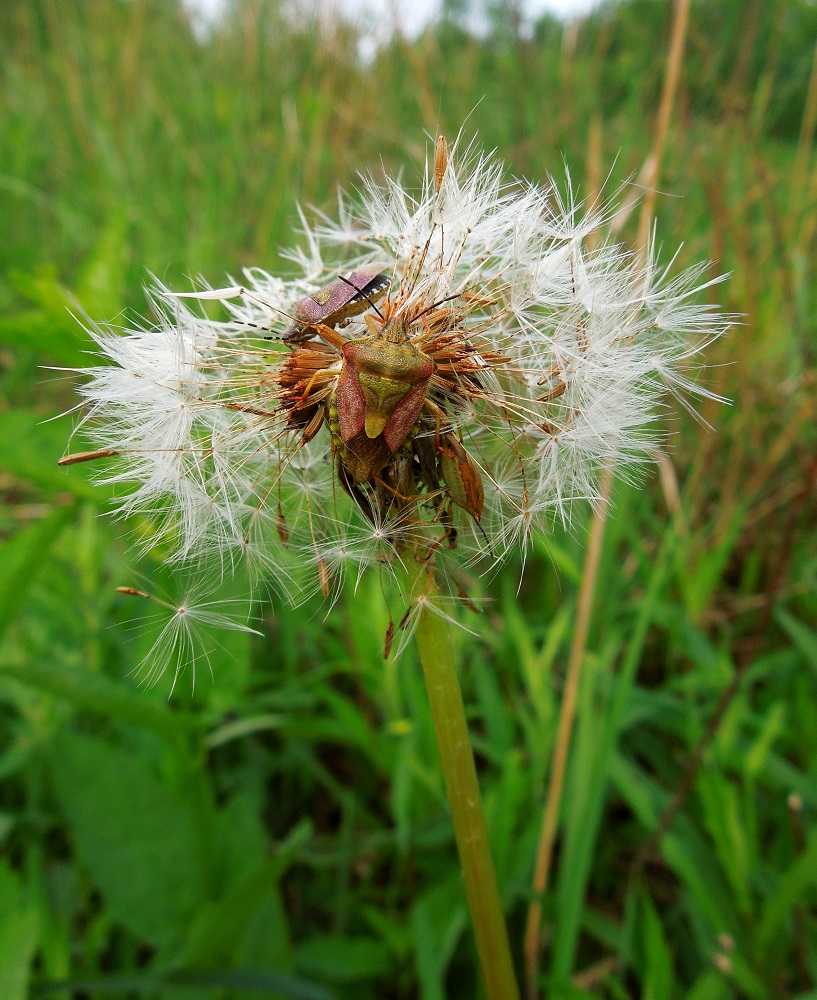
[65,131,730,677]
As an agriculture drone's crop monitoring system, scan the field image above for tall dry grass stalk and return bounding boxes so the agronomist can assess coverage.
[523,1,693,994]
[793,40,817,250]
[635,0,691,257]
[629,44,817,871]
[791,40,817,217]
[522,463,612,998]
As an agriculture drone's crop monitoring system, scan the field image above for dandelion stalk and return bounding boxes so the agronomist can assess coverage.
[410,564,520,1000]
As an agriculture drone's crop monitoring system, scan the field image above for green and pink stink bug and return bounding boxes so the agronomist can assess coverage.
[331,314,435,484]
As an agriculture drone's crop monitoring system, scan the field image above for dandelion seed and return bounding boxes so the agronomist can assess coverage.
[64,131,729,677]
[116,583,260,693]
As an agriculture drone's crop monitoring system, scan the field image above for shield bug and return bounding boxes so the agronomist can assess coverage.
[330,313,435,484]
[438,432,485,522]
[284,263,391,343]
[275,261,496,572]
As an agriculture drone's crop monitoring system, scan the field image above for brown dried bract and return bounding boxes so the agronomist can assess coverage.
[435,135,448,192]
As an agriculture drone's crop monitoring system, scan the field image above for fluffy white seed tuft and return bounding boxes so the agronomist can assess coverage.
[65,133,729,678]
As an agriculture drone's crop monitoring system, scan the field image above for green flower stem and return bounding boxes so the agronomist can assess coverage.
[411,569,520,1000]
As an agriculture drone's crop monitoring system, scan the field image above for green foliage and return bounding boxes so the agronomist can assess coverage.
[0,862,39,1000]
[1,0,816,997]
[51,731,207,948]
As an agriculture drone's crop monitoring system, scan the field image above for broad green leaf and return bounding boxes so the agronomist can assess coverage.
[637,894,674,1000]
[32,969,337,999]
[686,970,728,1000]
[0,658,195,745]
[0,309,89,367]
[74,214,129,320]
[294,934,392,983]
[758,826,817,950]
[0,505,72,642]
[776,607,817,678]
[221,817,310,969]
[214,790,269,891]
[183,860,290,970]
[0,410,102,499]
[50,731,205,948]
[0,862,39,1000]
[198,796,293,968]
[411,875,467,1000]
[238,886,294,973]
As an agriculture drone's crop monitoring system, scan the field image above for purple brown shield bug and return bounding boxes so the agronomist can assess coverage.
[284,263,391,343]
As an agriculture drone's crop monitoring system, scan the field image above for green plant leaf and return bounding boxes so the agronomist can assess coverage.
[294,934,392,983]
[0,505,73,642]
[74,214,129,320]
[757,826,817,950]
[637,893,675,1000]
[0,862,39,1000]
[776,607,817,677]
[32,969,337,999]
[411,875,467,1000]
[0,308,90,367]
[50,731,206,948]
[183,860,290,970]
[0,410,102,499]
[0,658,196,745]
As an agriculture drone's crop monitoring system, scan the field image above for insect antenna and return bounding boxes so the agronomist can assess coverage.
[413,292,463,323]
[474,515,494,558]
[336,273,385,320]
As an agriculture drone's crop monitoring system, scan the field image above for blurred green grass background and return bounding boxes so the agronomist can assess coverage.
[1,0,816,997]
